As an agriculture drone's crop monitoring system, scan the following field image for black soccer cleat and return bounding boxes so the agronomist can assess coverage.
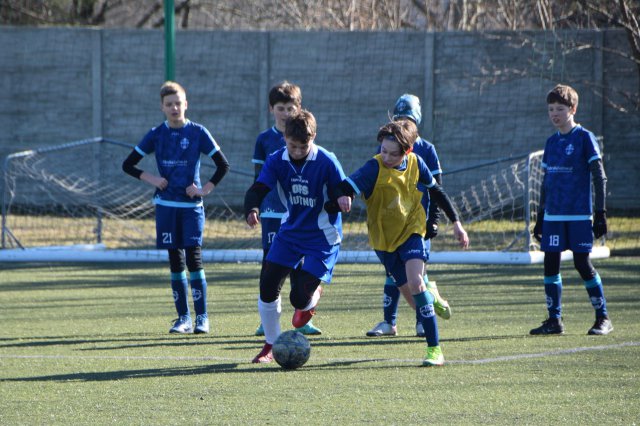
[530,317,565,335]
[587,316,613,335]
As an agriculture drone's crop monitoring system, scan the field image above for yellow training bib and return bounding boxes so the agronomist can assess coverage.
[364,153,426,252]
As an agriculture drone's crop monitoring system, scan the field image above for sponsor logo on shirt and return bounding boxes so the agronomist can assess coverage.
[289,193,316,207]
[289,179,316,207]
[162,159,188,167]
[546,166,573,174]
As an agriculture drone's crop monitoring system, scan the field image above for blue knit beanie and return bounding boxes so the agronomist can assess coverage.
[392,94,422,126]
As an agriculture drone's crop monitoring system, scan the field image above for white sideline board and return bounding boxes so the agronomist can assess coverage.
[0,244,610,264]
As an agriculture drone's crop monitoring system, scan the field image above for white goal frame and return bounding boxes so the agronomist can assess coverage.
[1,139,609,264]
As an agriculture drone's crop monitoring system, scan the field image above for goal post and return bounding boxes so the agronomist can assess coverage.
[0,137,609,264]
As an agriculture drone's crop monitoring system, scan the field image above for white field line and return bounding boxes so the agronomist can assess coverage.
[0,341,638,365]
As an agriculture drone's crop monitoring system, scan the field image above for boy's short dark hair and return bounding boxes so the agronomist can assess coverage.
[269,81,302,107]
[547,84,579,109]
[160,81,186,101]
[285,109,316,144]
[377,120,418,153]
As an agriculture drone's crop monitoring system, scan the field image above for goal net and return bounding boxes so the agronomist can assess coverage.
[1,138,608,263]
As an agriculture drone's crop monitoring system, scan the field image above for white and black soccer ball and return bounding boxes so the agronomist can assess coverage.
[272,330,311,370]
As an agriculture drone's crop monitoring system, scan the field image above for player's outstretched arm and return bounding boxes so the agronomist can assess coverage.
[452,221,469,249]
[324,180,356,214]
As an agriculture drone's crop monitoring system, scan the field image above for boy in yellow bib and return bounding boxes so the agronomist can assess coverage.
[328,120,469,366]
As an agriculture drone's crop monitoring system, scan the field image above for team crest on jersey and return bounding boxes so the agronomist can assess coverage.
[565,143,574,156]
[180,138,190,150]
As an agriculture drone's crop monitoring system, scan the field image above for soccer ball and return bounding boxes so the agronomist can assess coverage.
[272,330,311,370]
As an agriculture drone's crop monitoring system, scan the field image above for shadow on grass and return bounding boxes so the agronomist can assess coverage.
[0,332,528,352]
[307,333,527,348]
[1,363,241,382]
[0,333,266,351]
[1,358,436,382]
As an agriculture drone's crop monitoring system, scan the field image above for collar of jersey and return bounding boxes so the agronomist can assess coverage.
[556,124,581,138]
[282,142,318,162]
[163,119,191,130]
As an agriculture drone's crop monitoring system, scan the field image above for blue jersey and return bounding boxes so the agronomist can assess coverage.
[257,144,346,249]
[252,126,287,218]
[542,125,601,220]
[412,137,441,215]
[347,154,437,199]
[136,120,220,207]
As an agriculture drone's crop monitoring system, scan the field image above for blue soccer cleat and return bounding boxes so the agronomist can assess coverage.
[296,321,322,335]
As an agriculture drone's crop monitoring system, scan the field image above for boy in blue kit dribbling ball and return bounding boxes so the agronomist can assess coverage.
[244,109,347,363]
[530,84,612,336]
[251,81,321,337]
[328,120,469,366]
[122,81,230,334]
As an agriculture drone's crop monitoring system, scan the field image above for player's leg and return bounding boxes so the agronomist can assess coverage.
[181,206,207,333]
[367,250,407,337]
[289,243,340,329]
[400,239,449,337]
[290,268,322,328]
[404,257,442,367]
[575,252,613,334]
[254,260,291,363]
[185,246,209,334]
[569,221,612,335]
[398,235,443,366]
[156,205,192,333]
[530,220,565,335]
[366,274,401,337]
[420,239,451,321]
[167,248,192,333]
[290,265,322,335]
[255,218,279,336]
[423,274,451,320]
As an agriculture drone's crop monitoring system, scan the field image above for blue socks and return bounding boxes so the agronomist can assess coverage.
[413,290,438,347]
[544,273,608,318]
[170,270,208,317]
[190,270,208,316]
[171,271,190,317]
[544,274,563,319]
[383,275,400,325]
[585,273,608,317]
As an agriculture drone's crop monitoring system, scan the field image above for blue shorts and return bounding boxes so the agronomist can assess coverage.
[266,234,340,283]
[541,220,593,253]
[375,234,428,285]
[260,217,282,252]
[155,204,204,249]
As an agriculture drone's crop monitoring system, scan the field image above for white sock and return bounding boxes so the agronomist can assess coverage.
[258,297,281,345]
[302,286,322,311]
